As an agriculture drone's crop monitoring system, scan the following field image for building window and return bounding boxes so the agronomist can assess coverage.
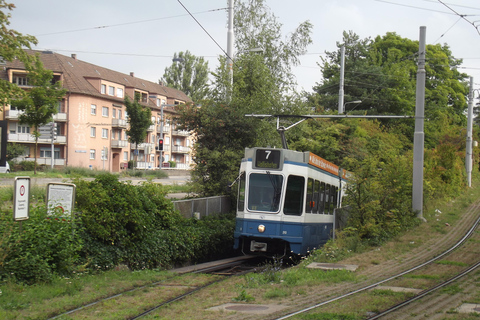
[101,84,106,94]
[90,127,96,137]
[108,86,115,96]
[116,88,124,98]
[102,128,108,139]
[12,75,28,86]
[40,147,60,159]
[112,130,116,140]
[118,110,122,119]
[17,125,30,134]
[123,151,128,161]
[102,106,109,117]
[91,104,96,115]
[112,109,116,118]
[101,149,107,160]
[90,149,95,159]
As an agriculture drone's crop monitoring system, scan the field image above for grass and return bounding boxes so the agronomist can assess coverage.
[2,165,173,179]
[0,269,218,320]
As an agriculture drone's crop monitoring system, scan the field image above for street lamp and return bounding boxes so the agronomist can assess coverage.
[342,100,362,114]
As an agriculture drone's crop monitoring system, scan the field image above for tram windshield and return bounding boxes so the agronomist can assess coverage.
[248,173,283,213]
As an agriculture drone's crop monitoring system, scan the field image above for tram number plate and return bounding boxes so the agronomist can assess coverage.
[255,149,281,169]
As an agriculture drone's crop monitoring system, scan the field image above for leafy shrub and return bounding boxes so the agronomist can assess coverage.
[74,173,234,270]
[0,205,82,284]
[18,160,35,171]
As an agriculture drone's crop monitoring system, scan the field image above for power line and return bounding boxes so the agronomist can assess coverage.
[34,8,226,37]
[374,0,460,15]
[437,0,480,36]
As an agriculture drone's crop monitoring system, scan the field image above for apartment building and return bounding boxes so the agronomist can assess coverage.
[0,50,194,171]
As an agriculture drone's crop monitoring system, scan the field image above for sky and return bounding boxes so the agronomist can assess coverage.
[7,0,480,94]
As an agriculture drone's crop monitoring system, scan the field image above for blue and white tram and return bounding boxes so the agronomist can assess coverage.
[233,147,349,256]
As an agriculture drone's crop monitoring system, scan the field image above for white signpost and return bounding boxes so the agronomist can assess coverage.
[14,177,30,221]
[47,183,76,216]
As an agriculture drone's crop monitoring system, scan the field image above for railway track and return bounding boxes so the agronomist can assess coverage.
[47,255,260,320]
[272,206,480,320]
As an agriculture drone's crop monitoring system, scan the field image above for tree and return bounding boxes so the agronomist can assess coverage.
[179,0,314,195]
[233,0,313,93]
[15,58,67,174]
[124,95,152,169]
[0,1,37,108]
[162,51,210,102]
[314,31,468,118]
[6,142,26,161]
[176,101,257,196]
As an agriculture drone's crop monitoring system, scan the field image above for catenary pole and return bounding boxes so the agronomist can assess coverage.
[227,0,234,101]
[338,45,345,114]
[412,26,426,221]
[466,77,474,187]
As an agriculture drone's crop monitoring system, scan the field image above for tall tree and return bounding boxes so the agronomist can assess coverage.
[162,51,210,102]
[314,31,468,118]
[125,95,152,169]
[15,58,67,174]
[233,0,312,93]
[179,0,313,196]
[0,1,37,108]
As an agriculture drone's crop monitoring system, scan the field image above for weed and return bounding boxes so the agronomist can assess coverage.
[232,290,254,302]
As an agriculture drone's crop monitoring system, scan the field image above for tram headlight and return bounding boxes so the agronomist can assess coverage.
[258,224,265,233]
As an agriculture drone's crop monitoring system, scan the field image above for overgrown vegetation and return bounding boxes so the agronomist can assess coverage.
[0,173,234,284]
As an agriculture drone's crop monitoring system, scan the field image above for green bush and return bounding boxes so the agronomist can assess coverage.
[74,173,234,270]
[0,205,82,284]
[18,160,35,171]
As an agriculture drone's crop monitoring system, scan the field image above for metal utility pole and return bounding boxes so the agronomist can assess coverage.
[50,121,56,169]
[412,26,426,221]
[466,77,474,187]
[338,45,345,114]
[227,0,234,100]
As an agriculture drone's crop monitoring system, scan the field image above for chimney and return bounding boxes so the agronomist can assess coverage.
[130,72,135,77]
[71,54,77,60]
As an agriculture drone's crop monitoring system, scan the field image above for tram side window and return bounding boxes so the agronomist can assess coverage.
[305,178,314,213]
[284,175,305,215]
[319,182,326,214]
[328,185,337,215]
[313,180,320,214]
[237,172,246,211]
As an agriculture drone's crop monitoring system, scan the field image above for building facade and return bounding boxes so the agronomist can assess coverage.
[0,50,194,171]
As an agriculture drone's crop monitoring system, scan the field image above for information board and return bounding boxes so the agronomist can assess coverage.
[14,177,30,221]
[47,183,76,216]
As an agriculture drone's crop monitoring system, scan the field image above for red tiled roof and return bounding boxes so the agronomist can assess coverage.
[2,50,192,106]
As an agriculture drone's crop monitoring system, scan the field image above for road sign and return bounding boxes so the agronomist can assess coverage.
[14,177,30,221]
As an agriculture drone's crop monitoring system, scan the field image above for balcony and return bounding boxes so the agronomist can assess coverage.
[111,140,128,148]
[8,133,67,144]
[135,161,155,170]
[112,118,127,128]
[172,145,191,153]
[147,124,155,132]
[24,157,66,166]
[157,125,170,133]
[5,109,23,119]
[53,113,67,121]
[132,143,155,152]
[172,130,190,136]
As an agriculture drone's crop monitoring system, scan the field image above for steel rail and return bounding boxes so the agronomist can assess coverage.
[273,215,480,320]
